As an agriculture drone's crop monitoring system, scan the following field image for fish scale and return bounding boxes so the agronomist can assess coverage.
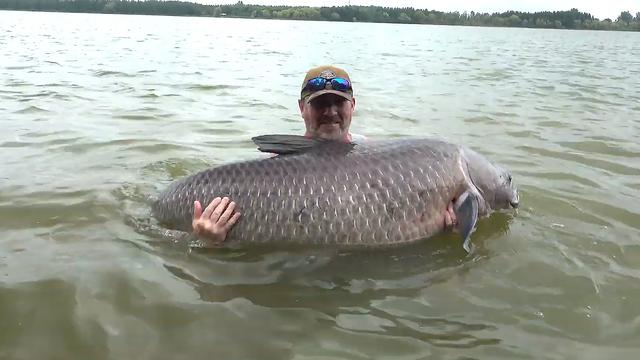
[152,137,517,248]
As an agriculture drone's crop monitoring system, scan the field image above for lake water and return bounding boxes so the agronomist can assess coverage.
[1,10,640,359]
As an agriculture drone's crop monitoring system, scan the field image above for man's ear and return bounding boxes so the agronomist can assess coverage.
[351,97,356,111]
[298,99,305,116]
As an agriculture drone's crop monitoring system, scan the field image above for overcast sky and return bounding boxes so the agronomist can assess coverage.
[197,0,640,20]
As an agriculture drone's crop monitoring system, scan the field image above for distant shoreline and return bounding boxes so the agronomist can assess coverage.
[1,1,638,32]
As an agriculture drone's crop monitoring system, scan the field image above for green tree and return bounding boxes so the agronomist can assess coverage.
[397,12,411,23]
[507,14,521,27]
[413,10,427,24]
[617,11,633,24]
[103,1,116,12]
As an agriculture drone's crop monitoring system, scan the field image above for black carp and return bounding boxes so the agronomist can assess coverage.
[152,135,519,252]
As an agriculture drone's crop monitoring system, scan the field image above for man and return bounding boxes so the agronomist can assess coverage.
[192,65,456,243]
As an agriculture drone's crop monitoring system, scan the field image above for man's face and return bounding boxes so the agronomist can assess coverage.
[299,94,355,141]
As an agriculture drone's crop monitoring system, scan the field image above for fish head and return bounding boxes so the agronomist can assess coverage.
[490,164,519,210]
[463,148,519,213]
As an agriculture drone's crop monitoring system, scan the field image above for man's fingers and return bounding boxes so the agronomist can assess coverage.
[217,201,236,224]
[202,197,229,224]
[193,200,203,219]
[225,212,242,230]
[447,202,457,225]
[191,197,240,244]
[209,197,230,223]
[444,211,453,229]
[202,197,222,219]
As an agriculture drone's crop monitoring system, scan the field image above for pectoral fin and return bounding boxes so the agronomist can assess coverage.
[454,191,479,253]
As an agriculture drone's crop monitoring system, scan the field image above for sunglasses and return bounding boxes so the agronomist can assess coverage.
[305,77,351,92]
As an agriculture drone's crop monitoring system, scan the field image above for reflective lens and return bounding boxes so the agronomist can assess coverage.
[306,77,327,90]
[306,77,351,92]
[330,77,351,91]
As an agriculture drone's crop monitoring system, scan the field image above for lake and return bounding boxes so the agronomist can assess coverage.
[1,10,639,359]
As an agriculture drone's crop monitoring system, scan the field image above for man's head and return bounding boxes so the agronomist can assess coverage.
[298,65,356,141]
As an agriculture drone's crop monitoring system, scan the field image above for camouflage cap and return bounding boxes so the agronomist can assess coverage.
[300,65,354,103]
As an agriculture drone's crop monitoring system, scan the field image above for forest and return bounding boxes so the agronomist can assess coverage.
[1,0,639,31]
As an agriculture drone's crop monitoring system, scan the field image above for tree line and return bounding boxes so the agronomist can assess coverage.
[1,0,639,31]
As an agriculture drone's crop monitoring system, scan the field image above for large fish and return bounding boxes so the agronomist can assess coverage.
[152,135,519,252]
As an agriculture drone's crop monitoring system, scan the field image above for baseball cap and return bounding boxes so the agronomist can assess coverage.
[300,65,354,103]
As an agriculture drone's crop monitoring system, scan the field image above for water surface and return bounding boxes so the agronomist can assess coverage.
[1,10,640,359]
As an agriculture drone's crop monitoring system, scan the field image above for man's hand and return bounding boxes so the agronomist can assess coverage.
[444,201,458,232]
[192,197,241,244]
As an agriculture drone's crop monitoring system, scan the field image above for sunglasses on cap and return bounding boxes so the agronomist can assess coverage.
[305,77,351,92]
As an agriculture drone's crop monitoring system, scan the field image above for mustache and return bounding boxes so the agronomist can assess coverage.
[319,116,342,124]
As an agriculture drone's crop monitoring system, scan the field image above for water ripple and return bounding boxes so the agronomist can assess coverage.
[92,69,136,77]
[519,145,640,176]
[14,105,50,113]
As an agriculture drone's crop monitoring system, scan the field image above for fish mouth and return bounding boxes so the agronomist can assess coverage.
[509,192,520,208]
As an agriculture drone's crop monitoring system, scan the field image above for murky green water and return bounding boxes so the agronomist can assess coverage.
[1,10,639,359]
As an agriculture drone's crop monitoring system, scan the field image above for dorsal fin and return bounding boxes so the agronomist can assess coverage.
[251,134,354,155]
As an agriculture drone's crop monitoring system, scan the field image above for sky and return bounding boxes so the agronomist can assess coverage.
[196,0,640,20]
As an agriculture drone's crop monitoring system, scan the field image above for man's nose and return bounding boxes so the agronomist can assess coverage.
[322,103,339,115]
